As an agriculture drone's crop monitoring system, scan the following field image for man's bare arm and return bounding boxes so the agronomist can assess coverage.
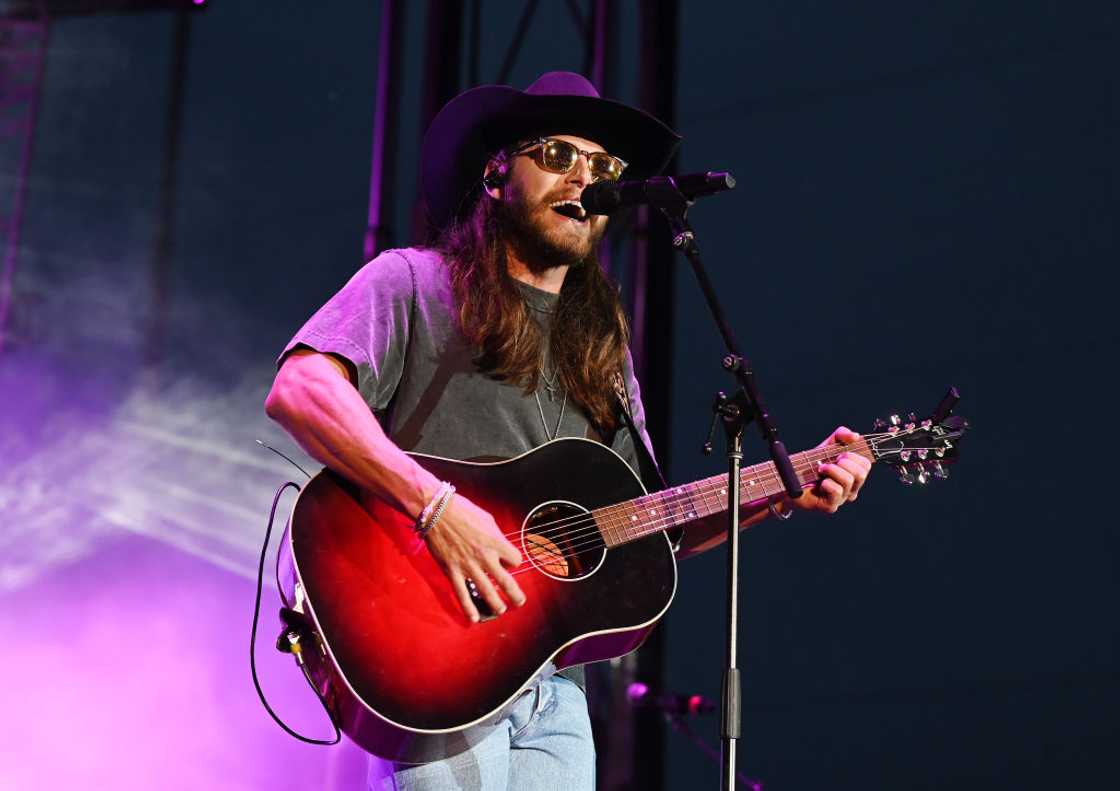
[265,349,439,516]
[264,349,525,621]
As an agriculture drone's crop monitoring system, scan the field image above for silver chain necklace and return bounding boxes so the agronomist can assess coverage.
[534,386,567,441]
[537,334,563,438]
[539,364,562,402]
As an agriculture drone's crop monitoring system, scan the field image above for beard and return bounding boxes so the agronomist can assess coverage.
[499,189,607,273]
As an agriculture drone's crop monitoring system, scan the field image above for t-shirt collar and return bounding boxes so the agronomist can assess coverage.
[513,279,559,314]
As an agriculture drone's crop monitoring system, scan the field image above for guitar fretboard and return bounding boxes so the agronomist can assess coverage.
[593,439,873,548]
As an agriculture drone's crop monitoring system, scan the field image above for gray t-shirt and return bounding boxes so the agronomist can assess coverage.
[279,246,659,687]
[281,246,656,470]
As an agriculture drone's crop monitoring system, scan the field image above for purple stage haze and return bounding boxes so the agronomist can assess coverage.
[0,534,374,789]
[0,348,386,788]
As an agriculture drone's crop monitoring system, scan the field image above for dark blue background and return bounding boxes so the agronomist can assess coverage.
[8,1,1115,788]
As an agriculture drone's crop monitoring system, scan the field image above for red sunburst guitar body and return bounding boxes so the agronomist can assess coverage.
[274,408,967,762]
[277,438,676,763]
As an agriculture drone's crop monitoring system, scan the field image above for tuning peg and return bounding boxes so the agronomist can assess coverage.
[898,468,915,485]
[889,414,901,426]
[907,412,917,423]
[932,461,948,479]
[899,450,911,462]
[915,464,930,485]
[917,449,929,460]
[872,418,887,431]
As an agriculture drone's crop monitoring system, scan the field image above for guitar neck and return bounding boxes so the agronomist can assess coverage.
[595,439,875,548]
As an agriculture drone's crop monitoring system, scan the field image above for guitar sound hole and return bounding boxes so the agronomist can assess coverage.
[522,501,606,582]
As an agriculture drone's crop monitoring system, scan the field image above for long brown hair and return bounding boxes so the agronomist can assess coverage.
[435,194,629,432]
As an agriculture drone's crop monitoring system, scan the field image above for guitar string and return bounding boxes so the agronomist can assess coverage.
[495,427,935,540]
[512,425,945,542]
[508,455,893,578]
[502,449,873,572]
[414,428,945,580]
[496,436,943,564]
[505,452,835,557]
[493,430,928,546]
[506,457,829,573]
[498,434,955,573]
[515,451,831,546]
[527,450,955,569]
[517,442,955,564]
[494,434,884,543]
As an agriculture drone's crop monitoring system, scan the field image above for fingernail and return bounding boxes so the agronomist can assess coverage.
[470,614,479,623]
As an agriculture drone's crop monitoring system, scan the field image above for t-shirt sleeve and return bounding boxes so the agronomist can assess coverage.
[277,250,414,411]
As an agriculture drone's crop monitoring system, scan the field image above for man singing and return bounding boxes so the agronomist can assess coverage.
[265,71,870,790]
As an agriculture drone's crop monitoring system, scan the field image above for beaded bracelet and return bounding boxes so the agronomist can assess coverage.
[416,482,456,539]
[416,481,452,534]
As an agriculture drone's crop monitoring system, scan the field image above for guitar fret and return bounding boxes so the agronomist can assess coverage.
[592,438,879,549]
[609,504,628,546]
[601,503,629,548]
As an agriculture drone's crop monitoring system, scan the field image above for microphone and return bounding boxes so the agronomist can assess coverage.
[626,682,716,717]
[580,171,736,215]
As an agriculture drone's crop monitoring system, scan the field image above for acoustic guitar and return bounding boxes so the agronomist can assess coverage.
[276,407,967,762]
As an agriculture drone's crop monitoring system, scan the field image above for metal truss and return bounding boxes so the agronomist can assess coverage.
[0,4,48,349]
[0,0,204,351]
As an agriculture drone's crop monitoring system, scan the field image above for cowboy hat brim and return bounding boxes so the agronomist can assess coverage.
[422,75,681,231]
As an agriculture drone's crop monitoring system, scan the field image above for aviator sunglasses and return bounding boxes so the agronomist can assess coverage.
[510,137,628,183]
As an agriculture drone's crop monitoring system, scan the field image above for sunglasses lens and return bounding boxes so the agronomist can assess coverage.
[541,139,578,173]
[531,139,625,181]
[588,153,625,182]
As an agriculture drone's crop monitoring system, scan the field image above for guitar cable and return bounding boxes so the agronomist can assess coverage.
[249,478,342,746]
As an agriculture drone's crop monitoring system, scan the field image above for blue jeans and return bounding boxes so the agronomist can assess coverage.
[367,675,595,791]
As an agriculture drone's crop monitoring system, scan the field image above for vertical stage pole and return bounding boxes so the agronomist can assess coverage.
[633,0,678,413]
[412,0,463,244]
[364,0,405,261]
[145,10,190,370]
[631,3,679,791]
[588,10,645,789]
[0,10,49,351]
[588,0,617,277]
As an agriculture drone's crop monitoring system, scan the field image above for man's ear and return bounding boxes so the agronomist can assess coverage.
[482,159,507,199]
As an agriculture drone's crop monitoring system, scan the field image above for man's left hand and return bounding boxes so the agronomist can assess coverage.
[789,426,872,514]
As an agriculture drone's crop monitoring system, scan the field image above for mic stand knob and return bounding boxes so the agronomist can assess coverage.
[702,392,727,455]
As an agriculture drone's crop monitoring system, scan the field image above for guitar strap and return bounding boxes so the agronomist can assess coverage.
[611,372,666,491]
[612,372,684,551]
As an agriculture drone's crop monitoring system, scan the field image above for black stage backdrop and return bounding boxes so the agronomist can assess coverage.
[2,2,1114,789]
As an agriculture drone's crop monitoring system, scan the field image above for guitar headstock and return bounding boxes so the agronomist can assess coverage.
[868,407,970,486]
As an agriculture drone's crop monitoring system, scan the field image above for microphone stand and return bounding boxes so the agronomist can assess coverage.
[646,177,803,791]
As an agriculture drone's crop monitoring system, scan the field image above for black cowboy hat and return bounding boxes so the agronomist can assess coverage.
[421,71,681,231]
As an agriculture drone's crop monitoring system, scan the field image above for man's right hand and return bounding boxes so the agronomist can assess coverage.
[266,350,526,623]
[423,494,526,623]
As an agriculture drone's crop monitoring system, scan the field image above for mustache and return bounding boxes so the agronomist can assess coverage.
[538,188,590,207]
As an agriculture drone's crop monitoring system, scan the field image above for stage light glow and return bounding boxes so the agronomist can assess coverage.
[0,350,311,595]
